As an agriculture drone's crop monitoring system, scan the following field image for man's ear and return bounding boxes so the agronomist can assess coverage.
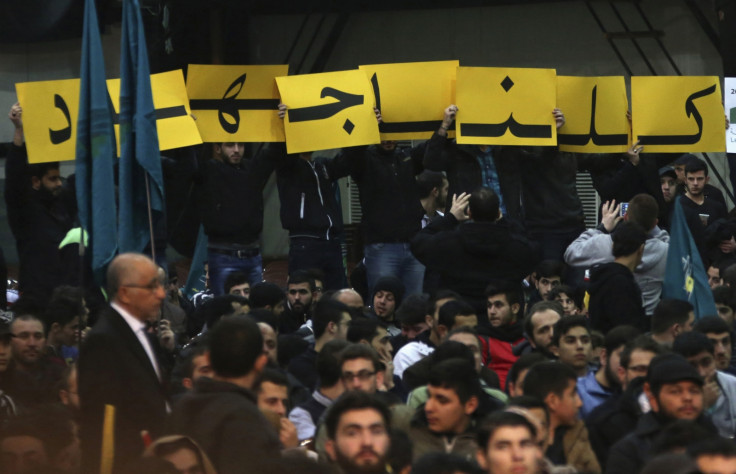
[643,382,659,412]
[550,344,560,357]
[254,353,268,373]
[545,392,559,412]
[50,322,61,335]
[327,321,337,335]
[598,348,608,368]
[476,449,488,469]
[324,439,337,462]
[705,175,711,185]
[181,377,193,390]
[616,365,626,385]
[425,314,434,328]
[376,369,385,388]
[511,303,520,318]
[464,396,479,416]
[431,187,439,198]
[436,324,448,340]
[31,176,41,191]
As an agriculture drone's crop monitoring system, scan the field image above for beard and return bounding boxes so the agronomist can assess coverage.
[334,448,387,474]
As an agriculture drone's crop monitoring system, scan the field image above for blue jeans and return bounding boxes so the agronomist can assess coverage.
[289,238,347,291]
[364,243,424,297]
[208,249,263,296]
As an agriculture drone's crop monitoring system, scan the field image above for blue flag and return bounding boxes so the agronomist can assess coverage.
[75,0,118,284]
[118,0,165,254]
[662,196,717,319]
[184,225,209,299]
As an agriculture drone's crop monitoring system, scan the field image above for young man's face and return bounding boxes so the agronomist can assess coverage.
[342,358,380,393]
[487,294,517,328]
[535,276,561,300]
[476,425,541,474]
[370,326,392,357]
[660,175,677,203]
[58,316,81,347]
[425,385,477,434]
[449,333,483,373]
[553,326,591,373]
[716,303,736,326]
[215,142,245,165]
[229,282,250,298]
[191,352,213,382]
[708,266,722,290]
[37,169,63,196]
[686,170,708,196]
[705,332,733,372]
[619,349,656,387]
[529,310,561,354]
[548,379,582,426]
[650,381,703,421]
[674,164,686,183]
[554,293,578,316]
[373,291,395,319]
[287,282,312,314]
[325,408,390,474]
[257,381,289,418]
[10,319,45,369]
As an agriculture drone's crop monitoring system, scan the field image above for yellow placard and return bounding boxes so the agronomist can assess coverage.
[359,60,458,140]
[456,67,557,146]
[186,64,287,142]
[15,78,81,163]
[108,69,202,153]
[277,70,380,154]
[557,76,630,153]
[632,76,725,153]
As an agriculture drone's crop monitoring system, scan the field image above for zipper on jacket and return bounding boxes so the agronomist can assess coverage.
[300,193,305,219]
[310,161,332,240]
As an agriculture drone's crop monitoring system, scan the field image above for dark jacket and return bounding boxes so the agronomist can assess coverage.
[196,144,283,245]
[588,262,647,333]
[423,132,522,220]
[275,154,344,239]
[167,377,281,474]
[335,143,425,244]
[411,213,539,318]
[4,144,77,299]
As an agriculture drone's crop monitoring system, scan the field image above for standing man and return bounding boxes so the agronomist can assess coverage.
[79,253,170,474]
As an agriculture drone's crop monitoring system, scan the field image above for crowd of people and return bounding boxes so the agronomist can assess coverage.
[3,94,736,474]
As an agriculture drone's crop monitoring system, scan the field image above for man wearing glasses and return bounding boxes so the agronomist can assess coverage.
[79,253,170,474]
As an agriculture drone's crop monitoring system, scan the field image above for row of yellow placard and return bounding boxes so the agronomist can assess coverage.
[15,61,725,163]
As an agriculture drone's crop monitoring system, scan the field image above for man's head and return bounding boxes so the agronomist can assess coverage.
[340,344,383,393]
[347,319,392,359]
[523,301,563,357]
[685,157,709,197]
[107,253,166,323]
[318,339,350,392]
[476,411,542,474]
[224,271,250,298]
[707,265,723,290]
[417,170,449,210]
[693,316,733,372]
[547,285,582,317]
[214,142,245,165]
[645,353,704,421]
[447,327,484,374]
[612,221,647,262]
[485,285,522,328]
[689,437,736,474]
[0,322,12,374]
[45,286,85,348]
[425,358,482,435]
[208,316,267,384]
[324,391,391,474]
[58,365,79,412]
[395,294,431,340]
[712,286,736,326]
[468,186,500,222]
[249,282,286,317]
[507,353,547,397]
[618,335,665,390]
[523,362,581,427]
[179,338,212,391]
[254,368,290,418]
[673,332,718,389]
[433,299,478,343]
[723,264,736,288]
[625,193,660,232]
[659,167,678,203]
[29,162,62,198]
[673,154,696,183]
[286,270,314,316]
[550,316,592,374]
[313,300,352,343]
[372,276,404,321]
[651,299,695,344]
[10,315,45,371]
[599,325,642,389]
[257,321,278,365]
[533,261,565,300]
[333,289,365,312]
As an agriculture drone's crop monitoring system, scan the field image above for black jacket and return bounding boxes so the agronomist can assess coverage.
[167,377,281,474]
[588,262,647,333]
[275,154,344,239]
[411,213,539,319]
[196,144,284,245]
[336,143,425,244]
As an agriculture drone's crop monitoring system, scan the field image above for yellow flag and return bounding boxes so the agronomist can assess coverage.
[186,64,287,143]
[100,404,115,474]
[557,76,630,153]
[456,67,557,146]
[108,69,202,153]
[277,70,380,154]
[632,76,725,153]
[359,60,458,140]
[15,78,81,163]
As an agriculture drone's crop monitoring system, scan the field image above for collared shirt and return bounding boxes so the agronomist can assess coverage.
[288,390,333,441]
[476,146,507,215]
[577,369,614,419]
[421,210,444,229]
[111,302,162,381]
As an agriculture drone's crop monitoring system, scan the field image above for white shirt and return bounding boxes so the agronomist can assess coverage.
[111,302,162,381]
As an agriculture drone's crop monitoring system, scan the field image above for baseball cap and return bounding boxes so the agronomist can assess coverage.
[647,353,703,391]
[659,166,677,179]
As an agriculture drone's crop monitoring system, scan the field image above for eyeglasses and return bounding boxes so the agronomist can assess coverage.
[341,370,376,382]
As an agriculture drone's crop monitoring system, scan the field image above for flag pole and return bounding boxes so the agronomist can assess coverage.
[144,173,156,263]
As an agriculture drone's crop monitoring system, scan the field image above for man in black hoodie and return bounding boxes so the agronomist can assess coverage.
[411,187,538,321]
[588,221,648,333]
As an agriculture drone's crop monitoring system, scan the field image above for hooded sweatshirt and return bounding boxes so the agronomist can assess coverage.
[588,262,647,333]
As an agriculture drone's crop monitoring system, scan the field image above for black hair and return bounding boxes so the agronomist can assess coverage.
[627,193,659,231]
[612,221,647,258]
[247,308,279,333]
[411,452,481,474]
[430,289,461,314]
[476,411,537,452]
[197,294,248,328]
[551,315,589,347]
[547,284,584,310]
[712,285,736,310]
[508,395,550,424]
[437,299,476,329]
[651,299,694,334]
[535,260,566,279]
[416,170,445,199]
[427,358,481,404]
[208,316,263,377]
[395,294,431,326]
[604,325,642,356]
[723,263,736,287]
[347,318,382,344]
[522,361,578,400]
[28,161,60,180]
[688,435,736,458]
[249,282,285,309]
[650,420,715,456]
[684,157,708,176]
[44,286,85,332]
[673,331,715,358]
[313,299,350,339]
[324,391,391,439]
[484,284,523,313]
[223,271,249,294]
[694,315,732,336]
[468,186,500,222]
[317,339,351,388]
[619,335,666,369]
[253,367,290,393]
[507,353,548,390]
[288,270,315,291]
[523,300,564,340]
[389,429,414,474]
[176,334,210,380]
[339,343,381,372]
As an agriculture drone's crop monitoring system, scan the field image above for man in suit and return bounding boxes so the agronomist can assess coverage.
[79,253,169,474]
